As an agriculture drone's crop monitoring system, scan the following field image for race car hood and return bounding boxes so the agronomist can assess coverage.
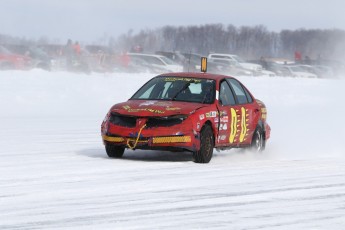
[110,100,206,117]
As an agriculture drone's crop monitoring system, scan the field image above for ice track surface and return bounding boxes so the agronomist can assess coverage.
[1,70,345,229]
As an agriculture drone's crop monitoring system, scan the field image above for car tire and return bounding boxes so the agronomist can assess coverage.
[250,126,265,152]
[193,125,214,163]
[105,144,125,158]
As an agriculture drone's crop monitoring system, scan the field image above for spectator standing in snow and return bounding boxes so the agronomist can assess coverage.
[73,41,81,56]
[295,51,302,63]
[119,51,131,68]
[65,39,75,70]
[304,55,311,65]
[260,56,268,70]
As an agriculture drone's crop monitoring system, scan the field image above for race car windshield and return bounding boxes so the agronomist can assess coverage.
[131,76,216,104]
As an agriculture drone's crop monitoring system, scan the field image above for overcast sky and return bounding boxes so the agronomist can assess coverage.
[1,0,344,43]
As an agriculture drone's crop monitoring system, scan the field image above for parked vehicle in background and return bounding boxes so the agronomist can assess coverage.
[6,45,52,71]
[128,53,183,72]
[282,65,318,78]
[26,46,52,70]
[115,55,169,74]
[266,58,295,65]
[313,65,336,79]
[180,53,204,71]
[155,51,187,66]
[295,65,322,78]
[296,64,335,79]
[248,59,294,77]
[208,58,254,76]
[179,52,239,74]
[208,53,263,73]
[0,45,32,70]
[266,62,293,77]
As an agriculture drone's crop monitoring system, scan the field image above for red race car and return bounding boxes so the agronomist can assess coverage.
[101,72,270,163]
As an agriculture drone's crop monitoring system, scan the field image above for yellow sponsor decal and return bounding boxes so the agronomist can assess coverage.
[153,136,191,144]
[123,106,165,114]
[229,108,237,144]
[240,107,247,142]
[228,107,249,143]
[166,107,181,111]
[102,135,124,142]
[164,77,201,83]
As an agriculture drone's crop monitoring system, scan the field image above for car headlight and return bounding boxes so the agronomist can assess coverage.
[162,114,188,121]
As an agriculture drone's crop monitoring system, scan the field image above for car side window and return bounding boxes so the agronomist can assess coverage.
[243,86,253,103]
[219,81,236,106]
[150,57,164,65]
[140,56,162,65]
[227,79,252,104]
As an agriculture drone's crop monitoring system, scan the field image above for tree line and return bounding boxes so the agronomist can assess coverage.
[2,24,345,61]
[115,24,345,61]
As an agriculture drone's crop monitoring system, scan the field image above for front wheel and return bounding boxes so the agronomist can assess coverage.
[105,144,125,158]
[251,127,265,152]
[193,125,214,163]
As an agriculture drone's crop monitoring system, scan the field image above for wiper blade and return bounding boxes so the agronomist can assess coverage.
[171,80,194,101]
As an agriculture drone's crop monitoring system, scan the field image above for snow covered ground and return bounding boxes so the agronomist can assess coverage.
[1,70,345,229]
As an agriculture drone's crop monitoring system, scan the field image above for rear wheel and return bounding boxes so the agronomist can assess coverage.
[251,127,265,152]
[193,125,214,163]
[105,144,125,158]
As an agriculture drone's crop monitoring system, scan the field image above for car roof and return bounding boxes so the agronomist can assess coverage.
[157,72,233,81]
[208,53,237,57]
[128,53,165,58]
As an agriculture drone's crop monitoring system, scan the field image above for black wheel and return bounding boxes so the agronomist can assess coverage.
[193,125,214,163]
[251,127,265,152]
[105,144,125,158]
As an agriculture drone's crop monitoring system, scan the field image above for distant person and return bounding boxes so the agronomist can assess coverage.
[65,39,75,69]
[73,41,81,55]
[295,51,302,63]
[260,56,268,70]
[304,55,311,65]
[119,51,130,68]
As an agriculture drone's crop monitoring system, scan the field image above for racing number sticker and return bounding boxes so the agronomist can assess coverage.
[229,107,249,144]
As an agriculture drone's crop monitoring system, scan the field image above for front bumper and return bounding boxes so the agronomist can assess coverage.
[102,134,196,152]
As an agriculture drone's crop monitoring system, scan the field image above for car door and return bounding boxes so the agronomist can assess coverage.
[216,79,257,147]
[226,78,258,146]
[217,80,242,146]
